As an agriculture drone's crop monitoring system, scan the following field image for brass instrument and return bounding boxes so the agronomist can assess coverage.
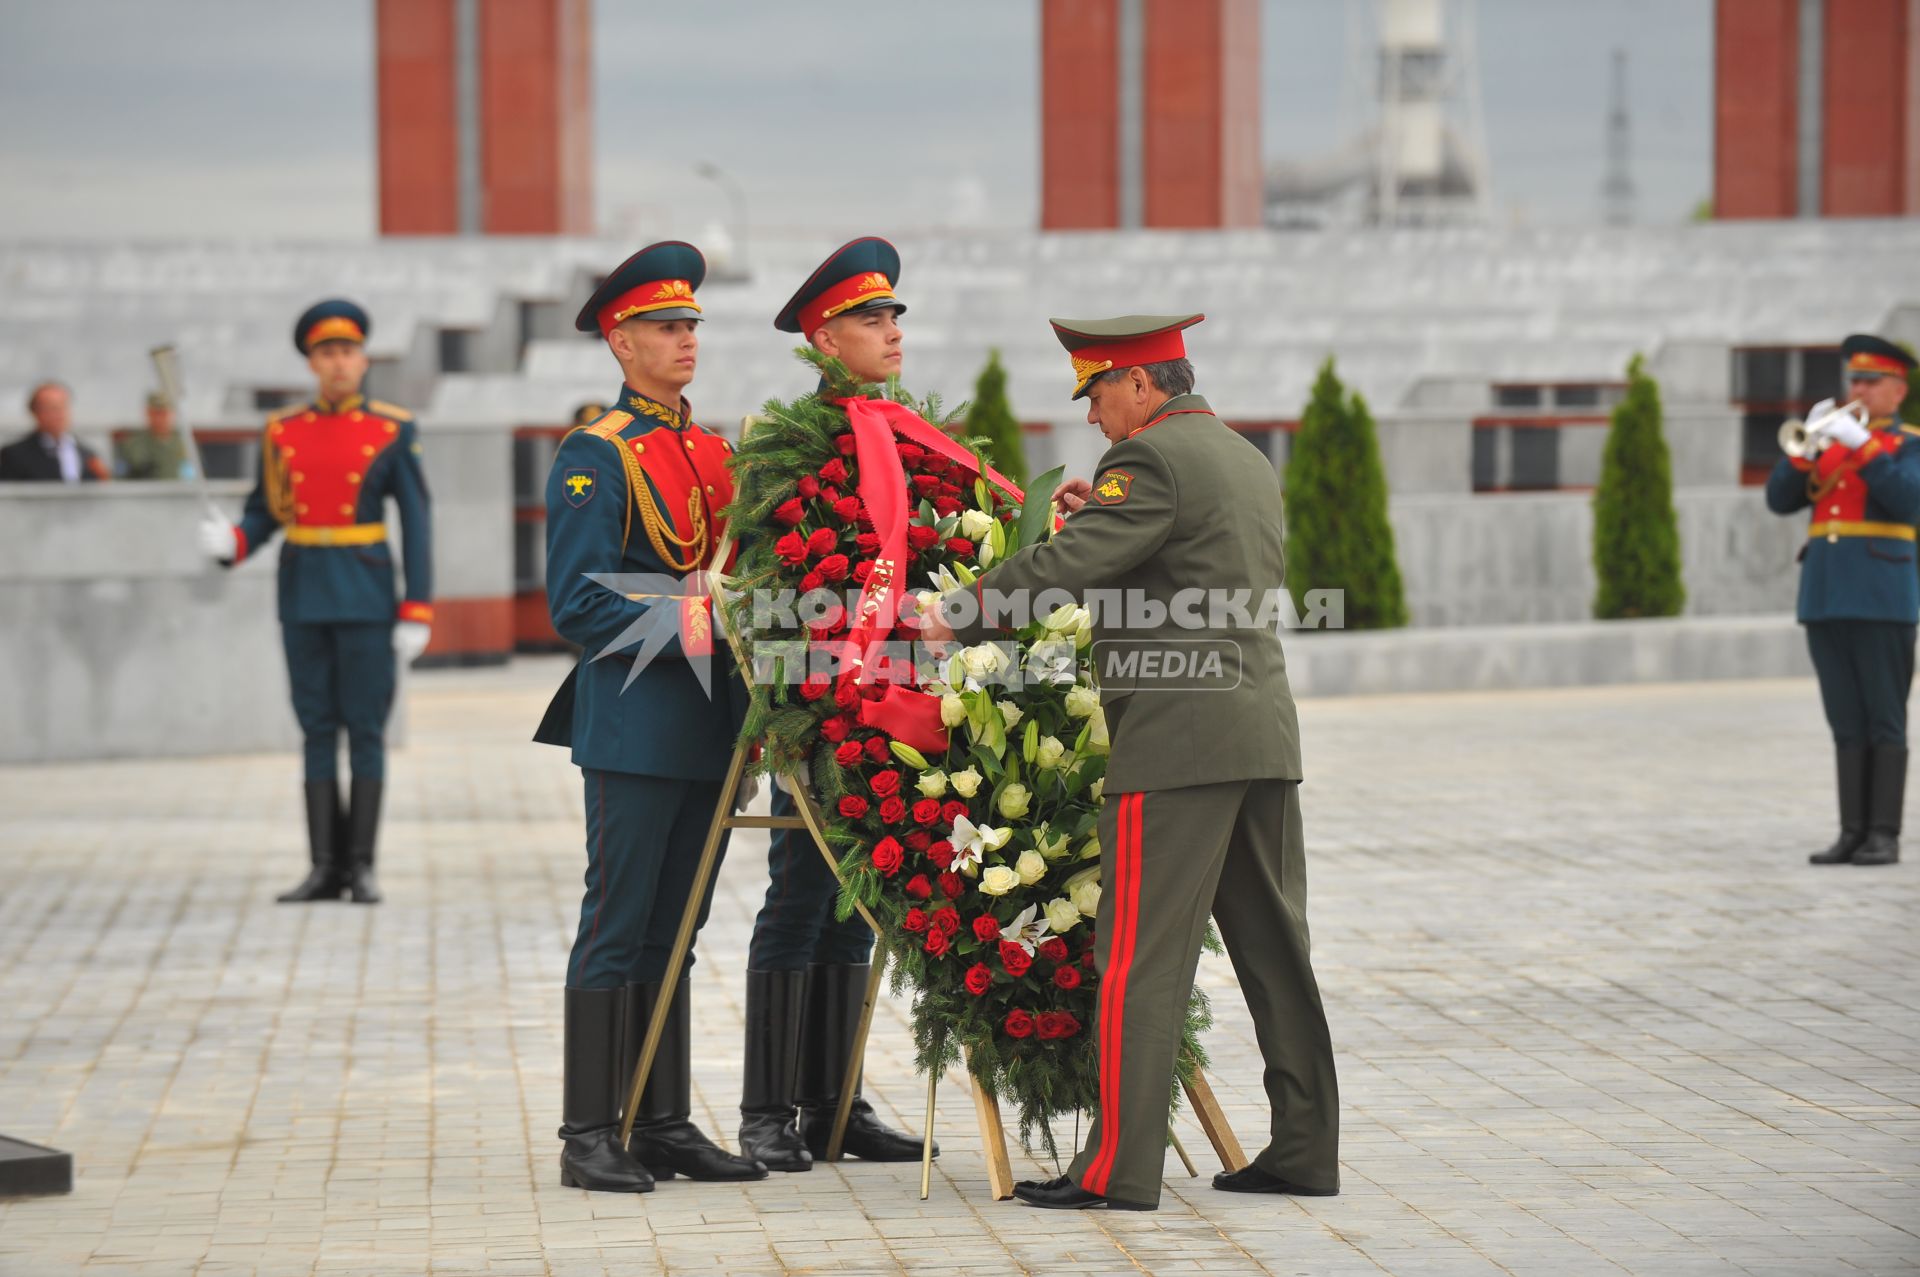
[1779,398,1871,459]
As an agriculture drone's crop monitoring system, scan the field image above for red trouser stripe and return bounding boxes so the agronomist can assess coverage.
[1085,791,1143,1195]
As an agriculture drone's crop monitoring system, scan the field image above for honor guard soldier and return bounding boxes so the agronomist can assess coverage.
[926,315,1341,1210]
[118,390,190,479]
[199,301,434,904]
[533,242,765,1194]
[1767,334,1920,866]
[736,238,927,1172]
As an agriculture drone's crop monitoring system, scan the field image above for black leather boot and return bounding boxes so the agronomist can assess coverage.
[624,980,767,1181]
[1810,747,1871,864]
[278,780,348,902]
[738,969,812,1172]
[795,962,931,1162]
[344,777,383,903]
[558,987,654,1193]
[1855,745,1906,866]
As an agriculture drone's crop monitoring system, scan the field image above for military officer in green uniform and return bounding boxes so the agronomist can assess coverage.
[1766,333,1920,866]
[736,237,927,1172]
[535,242,765,1193]
[925,314,1341,1210]
[117,391,190,480]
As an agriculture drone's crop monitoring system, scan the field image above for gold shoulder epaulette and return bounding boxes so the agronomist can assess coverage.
[585,410,634,440]
[266,402,307,425]
[1902,424,1920,438]
[367,399,414,422]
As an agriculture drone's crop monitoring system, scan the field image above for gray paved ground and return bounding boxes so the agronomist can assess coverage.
[2,663,1917,1276]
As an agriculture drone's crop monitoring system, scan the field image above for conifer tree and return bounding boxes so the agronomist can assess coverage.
[966,348,1027,487]
[1591,354,1686,618]
[1282,358,1408,629]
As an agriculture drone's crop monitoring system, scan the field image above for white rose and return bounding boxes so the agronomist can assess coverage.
[1034,735,1066,770]
[959,644,1008,682]
[960,508,994,540]
[1069,878,1101,917]
[916,771,948,798]
[997,783,1032,820]
[979,866,1020,896]
[1044,897,1081,934]
[940,693,967,728]
[949,767,983,798]
[1065,686,1100,719]
[1015,849,1047,885]
[996,699,1023,729]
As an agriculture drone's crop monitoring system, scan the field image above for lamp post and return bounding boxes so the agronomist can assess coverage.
[695,162,749,278]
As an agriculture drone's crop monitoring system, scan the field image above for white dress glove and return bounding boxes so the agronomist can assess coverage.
[1825,410,1872,450]
[393,620,432,665]
[198,512,237,562]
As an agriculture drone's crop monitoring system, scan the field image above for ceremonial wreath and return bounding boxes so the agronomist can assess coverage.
[723,351,1211,1151]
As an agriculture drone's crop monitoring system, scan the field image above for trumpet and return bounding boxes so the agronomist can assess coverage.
[1778,398,1871,459]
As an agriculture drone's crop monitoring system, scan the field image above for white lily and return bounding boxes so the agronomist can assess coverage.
[997,903,1051,955]
[949,812,1012,875]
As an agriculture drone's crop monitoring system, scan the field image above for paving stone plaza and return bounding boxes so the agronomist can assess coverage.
[2,661,1916,1276]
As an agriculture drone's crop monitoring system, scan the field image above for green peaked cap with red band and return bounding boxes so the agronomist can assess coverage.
[1049,313,1204,400]
[1841,333,1916,381]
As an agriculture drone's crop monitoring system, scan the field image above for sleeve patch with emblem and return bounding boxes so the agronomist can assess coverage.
[1092,470,1134,506]
[563,468,597,507]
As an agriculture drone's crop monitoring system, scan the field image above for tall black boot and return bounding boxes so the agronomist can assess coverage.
[558,987,654,1193]
[278,780,348,902]
[344,777,383,904]
[738,969,812,1172]
[1810,747,1871,865]
[1855,745,1907,867]
[624,980,767,1181]
[796,963,931,1162]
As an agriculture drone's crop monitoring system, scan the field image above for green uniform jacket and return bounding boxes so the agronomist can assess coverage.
[952,393,1302,792]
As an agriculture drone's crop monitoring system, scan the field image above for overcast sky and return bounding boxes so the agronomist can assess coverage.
[0,0,1712,240]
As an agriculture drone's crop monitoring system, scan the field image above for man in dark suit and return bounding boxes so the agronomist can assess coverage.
[0,382,109,482]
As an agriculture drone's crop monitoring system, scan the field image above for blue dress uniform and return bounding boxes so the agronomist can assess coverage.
[221,300,433,905]
[533,242,764,1194]
[1765,333,1920,867]
[733,238,926,1171]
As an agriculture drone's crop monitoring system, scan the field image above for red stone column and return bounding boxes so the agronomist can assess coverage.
[1040,0,1122,230]
[1142,0,1261,228]
[479,0,593,235]
[376,0,460,235]
[1713,0,1799,219]
[1822,0,1912,215]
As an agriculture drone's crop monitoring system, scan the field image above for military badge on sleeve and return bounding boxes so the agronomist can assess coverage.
[1092,470,1133,506]
[563,468,597,507]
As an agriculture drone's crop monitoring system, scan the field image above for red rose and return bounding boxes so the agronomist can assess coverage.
[971,915,1001,943]
[907,524,940,551]
[833,681,860,709]
[854,531,882,555]
[1053,964,1082,990]
[926,839,954,868]
[834,741,864,767]
[838,795,870,819]
[870,836,903,876]
[904,830,932,853]
[964,963,993,995]
[852,560,874,584]
[775,531,809,565]
[820,457,850,484]
[806,528,838,557]
[911,798,942,826]
[897,442,927,465]
[1038,937,1069,963]
[937,483,963,500]
[999,941,1033,977]
[878,797,907,824]
[817,554,850,582]
[932,496,963,516]
[946,537,974,556]
[1004,1009,1035,1039]
[869,769,900,797]
[796,475,821,500]
[938,871,965,900]
[923,454,950,474]
[832,497,862,525]
[820,486,842,505]
[931,906,960,937]
[819,715,853,743]
[922,927,950,956]
[864,736,892,764]
[799,675,830,702]
[774,498,806,526]
[904,874,933,900]
[1082,948,1097,969]
[799,570,825,593]
[912,474,941,495]
[1037,1011,1079,1040]
[902,906,928,933]
[940,800,969,826]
